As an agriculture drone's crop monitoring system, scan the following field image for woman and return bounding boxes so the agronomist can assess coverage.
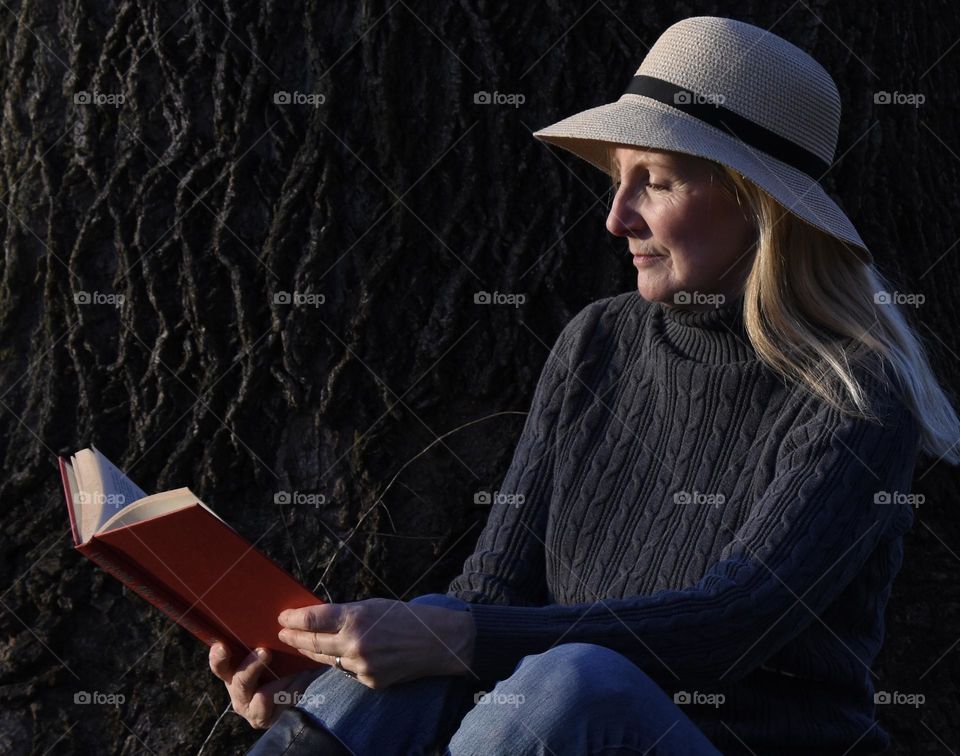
[212,16,959,755]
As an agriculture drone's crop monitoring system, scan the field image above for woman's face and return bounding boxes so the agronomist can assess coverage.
[605,146,757,309]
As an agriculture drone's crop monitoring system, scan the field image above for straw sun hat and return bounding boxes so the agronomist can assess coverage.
[532,15,873,264]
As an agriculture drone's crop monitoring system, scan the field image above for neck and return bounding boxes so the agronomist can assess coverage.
[652,293,756,364]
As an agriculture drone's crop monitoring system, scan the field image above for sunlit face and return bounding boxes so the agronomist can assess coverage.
[605,145,757,309]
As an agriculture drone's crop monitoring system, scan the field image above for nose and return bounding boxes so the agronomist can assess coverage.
[605,185,649,239]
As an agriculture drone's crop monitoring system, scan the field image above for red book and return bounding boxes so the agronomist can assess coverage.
[59,447,326,680]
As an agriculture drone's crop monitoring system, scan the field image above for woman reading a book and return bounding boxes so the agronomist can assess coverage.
[212,17,958,756]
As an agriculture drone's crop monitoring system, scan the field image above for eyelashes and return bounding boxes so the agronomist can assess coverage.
[611,179,666,193]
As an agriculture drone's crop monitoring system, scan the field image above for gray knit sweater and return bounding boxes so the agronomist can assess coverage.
[447,290,921,755]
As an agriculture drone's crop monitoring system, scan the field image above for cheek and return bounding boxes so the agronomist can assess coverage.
[649,198,708,258]
[645,199,690,244]
[673,193,749,262]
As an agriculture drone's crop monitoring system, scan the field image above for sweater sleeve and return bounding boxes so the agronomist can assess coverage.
[459,369,923,685]
[445,298,610,607]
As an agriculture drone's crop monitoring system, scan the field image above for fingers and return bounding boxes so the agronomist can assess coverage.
[278,603,341,633]
[208,644,321,731]
[208,643,270,685]
[277,627,340,658]
[222,647,275,730]
[241,675,289,730]
[208,643,234,683]
[244,672,323,730]
[231,647,272,699]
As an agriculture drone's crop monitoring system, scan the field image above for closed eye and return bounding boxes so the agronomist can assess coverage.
[613,179,666,192]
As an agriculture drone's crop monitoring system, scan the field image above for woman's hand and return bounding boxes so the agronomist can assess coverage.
[208,643,324,730]
[277,597,476,690]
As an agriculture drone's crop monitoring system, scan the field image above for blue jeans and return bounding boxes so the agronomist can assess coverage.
[289,593,722,755]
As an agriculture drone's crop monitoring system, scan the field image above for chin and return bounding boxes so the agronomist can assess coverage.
[635,278,676,305]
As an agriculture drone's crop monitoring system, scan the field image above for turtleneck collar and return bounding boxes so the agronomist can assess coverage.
[650,293,757,364]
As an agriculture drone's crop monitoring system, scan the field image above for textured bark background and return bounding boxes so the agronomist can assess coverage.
[0,1,957,753]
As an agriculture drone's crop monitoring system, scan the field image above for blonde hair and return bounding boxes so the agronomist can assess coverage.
[607,146,960,465]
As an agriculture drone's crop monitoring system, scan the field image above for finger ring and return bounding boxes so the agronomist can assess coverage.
[335,655,357,678]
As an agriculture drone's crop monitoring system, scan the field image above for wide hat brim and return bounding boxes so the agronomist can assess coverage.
[533,93,872,265]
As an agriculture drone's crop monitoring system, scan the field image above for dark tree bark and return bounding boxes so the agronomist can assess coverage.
[0,1,957,753]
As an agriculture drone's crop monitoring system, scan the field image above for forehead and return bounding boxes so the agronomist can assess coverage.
[610,146,689,169]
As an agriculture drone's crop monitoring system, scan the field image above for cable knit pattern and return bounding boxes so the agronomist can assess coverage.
[447,291,922,755]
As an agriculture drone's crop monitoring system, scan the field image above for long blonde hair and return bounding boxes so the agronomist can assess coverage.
[607,147,960,465]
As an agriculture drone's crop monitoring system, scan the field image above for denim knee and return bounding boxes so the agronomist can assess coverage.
[409,592,470,611]
[447,643,653,754]
[511,642,644,695]
[447,643,723,755]
[460,642,650,723]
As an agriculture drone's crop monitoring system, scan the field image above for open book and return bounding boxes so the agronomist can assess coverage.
[60,446,325,679]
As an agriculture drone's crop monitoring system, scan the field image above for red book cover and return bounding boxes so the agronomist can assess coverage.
[59,457,326,680]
